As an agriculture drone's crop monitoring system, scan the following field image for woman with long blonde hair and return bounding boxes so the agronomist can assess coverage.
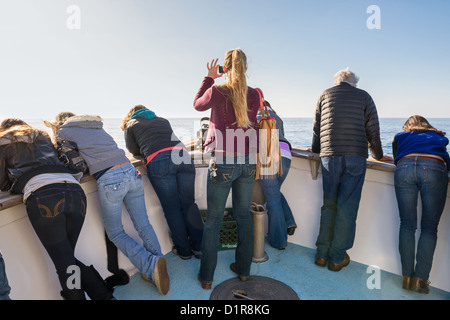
[393,115,450,294]
[194,48,262,289]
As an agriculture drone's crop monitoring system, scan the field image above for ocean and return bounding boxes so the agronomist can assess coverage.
[24,118,450,157]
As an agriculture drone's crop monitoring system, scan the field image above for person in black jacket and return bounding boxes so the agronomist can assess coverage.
[121,105,203,260]
[310,69,393,271]
[0,118,114,300]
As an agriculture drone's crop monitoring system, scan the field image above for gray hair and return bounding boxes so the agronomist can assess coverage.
[334,68,359,87]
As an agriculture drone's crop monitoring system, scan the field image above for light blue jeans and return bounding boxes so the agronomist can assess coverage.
[395,158,448,280]
[316,155,367,263]
[97,164,163,280]
[0,252,11,300]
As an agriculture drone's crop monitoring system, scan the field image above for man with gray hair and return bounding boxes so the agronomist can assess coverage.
[311,68,392,271]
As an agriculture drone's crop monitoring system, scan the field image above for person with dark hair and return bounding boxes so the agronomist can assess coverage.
[393,115,449,294]
[0,118,114,300]
[122,105,203,260]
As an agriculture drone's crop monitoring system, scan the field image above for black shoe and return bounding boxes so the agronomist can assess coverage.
[287,225,297,236]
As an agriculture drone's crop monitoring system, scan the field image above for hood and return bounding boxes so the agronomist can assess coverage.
[61,115,103,129]
[131,109,156,120]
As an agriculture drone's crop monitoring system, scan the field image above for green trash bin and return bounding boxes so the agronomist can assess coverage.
[200,209,237,251]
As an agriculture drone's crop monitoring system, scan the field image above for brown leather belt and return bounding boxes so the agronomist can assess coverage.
[398,155,446,166]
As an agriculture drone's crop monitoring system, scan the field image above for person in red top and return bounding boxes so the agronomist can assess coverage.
[194,49,262,289]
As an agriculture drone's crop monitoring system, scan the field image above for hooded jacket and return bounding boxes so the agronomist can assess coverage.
[124,110,183,159]
[0,130,70,194]
[57,115,129,175]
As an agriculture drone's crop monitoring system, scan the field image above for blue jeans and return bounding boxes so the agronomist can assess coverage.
[316,156,367,263]
[97,164,163,280]
[0,252,11,300]
[147,150,204,257]
[394,158,448,280]
[199,155,256,283]
[259,157,296,249]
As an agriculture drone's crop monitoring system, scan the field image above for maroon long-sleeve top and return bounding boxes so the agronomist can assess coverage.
[193,77,261,156]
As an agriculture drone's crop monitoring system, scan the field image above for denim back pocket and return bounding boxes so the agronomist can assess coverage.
[34,192,66,218]
[102,181,126,203]
[423,165,447,188]
[211,164,235,185]
[246,164,256,179]
[394,164,410,187]
[149,156,169,177]
[344,156,366,177]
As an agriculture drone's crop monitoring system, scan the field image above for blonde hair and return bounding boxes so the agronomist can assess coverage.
[334,68,359,87]
[121,105,146,131]
[43,111,76,144]
[402,115,446,136]
[219,49,250,128]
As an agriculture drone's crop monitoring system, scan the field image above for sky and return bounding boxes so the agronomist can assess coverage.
[0,0,449,121]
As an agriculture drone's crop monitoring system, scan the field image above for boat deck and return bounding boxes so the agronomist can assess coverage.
[113,241,449,301]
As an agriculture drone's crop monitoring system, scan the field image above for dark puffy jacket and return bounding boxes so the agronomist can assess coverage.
[124,116,184,159]
[311,82,383,160]
[0,130,71,194]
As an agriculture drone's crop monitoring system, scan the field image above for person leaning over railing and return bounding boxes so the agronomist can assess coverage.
[392,115,450,294]
[256,100,297,250]
[0,118,114,300]
[310,69,393,272]
[45,112,170,296]
[121,105,204,260]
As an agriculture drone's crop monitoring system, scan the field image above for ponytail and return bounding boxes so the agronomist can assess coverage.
[220,49,250,128]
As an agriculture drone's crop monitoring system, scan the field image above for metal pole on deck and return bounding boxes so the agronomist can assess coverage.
[251,202,269,263]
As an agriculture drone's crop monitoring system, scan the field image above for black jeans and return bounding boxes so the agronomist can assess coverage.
[26,183,113,299]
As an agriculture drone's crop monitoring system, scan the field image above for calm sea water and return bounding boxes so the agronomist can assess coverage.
[25,118,450,156]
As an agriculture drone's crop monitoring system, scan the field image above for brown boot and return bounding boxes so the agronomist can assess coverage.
[314,255,327,267]
[402,276,412,290]
[411,277,430,294]
[328,254,350,272]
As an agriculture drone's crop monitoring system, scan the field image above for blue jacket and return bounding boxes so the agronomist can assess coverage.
[392,131,450,169]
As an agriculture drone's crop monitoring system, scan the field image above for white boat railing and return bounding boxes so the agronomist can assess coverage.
[0,150,449,299]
